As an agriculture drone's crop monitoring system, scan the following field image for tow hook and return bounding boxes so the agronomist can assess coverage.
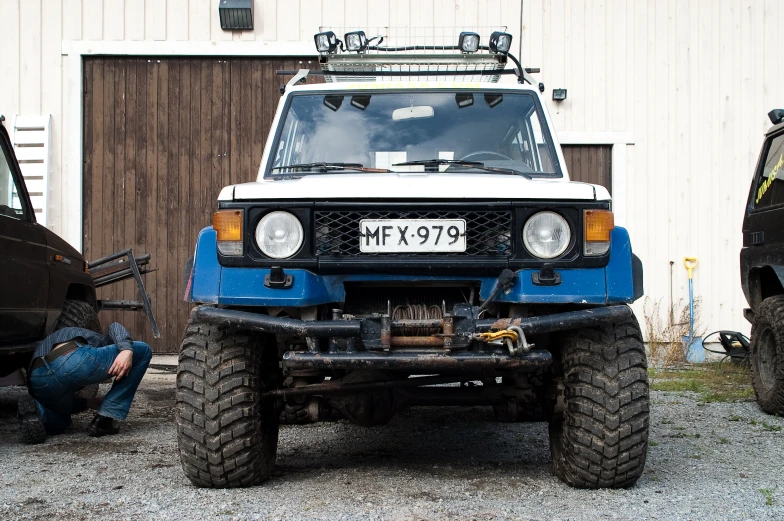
[473,325,534,356]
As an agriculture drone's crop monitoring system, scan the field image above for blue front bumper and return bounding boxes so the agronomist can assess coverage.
[188,227,642,307]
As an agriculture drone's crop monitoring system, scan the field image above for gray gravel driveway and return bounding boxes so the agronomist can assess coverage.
[2,362,783,521]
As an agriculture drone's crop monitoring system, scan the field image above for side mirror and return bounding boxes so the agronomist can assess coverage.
[769,109,784,125]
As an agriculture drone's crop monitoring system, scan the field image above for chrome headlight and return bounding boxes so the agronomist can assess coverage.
[522,211,571,259]
[255,211,304,259]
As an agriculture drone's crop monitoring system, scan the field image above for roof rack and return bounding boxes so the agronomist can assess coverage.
[277,28,541,88]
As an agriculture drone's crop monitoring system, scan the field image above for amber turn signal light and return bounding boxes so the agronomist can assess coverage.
[584,210,614,242]
[213,210,243,241]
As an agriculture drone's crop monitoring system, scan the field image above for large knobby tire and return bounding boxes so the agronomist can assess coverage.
[750,295,784,415]
[55,300,101,332]
[549,316,649,489]
[176,309,280,488]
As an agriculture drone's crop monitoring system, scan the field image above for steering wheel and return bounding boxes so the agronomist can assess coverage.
[460,151,513,162]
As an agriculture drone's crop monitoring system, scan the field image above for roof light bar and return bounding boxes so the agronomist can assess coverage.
[489,31,513,54]
[458,32,480,53]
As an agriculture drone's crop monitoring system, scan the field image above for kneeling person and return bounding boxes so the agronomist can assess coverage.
[18,322,152,444]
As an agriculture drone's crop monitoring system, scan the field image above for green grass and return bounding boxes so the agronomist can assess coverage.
[762,422,782,432]
[729,414,743,422]
[649,364,754,403]
[719,437,729,444]
[648,440,659,447]
[760,488,775,506]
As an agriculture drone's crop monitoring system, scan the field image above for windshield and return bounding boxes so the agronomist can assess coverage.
[266,90,561,177]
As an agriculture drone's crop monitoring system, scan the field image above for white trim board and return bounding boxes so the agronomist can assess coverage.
[62,41,316,252]
[557,131,635,228]
[62,40,316,57]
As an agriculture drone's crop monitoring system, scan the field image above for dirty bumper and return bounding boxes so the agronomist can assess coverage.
[192,305,632,372]
[281,350,552,372]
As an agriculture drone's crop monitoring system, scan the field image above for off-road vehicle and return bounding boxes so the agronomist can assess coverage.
[178,31,647,489]
[742,108,784,415]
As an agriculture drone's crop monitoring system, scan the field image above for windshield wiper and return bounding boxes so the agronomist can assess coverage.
[271,162,391,173]
[392,159,532,179]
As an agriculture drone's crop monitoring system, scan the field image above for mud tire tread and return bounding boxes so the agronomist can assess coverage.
[55,300,101,332]
[549,316,649,489]
[176,307,279,488]
[750,295,784,415]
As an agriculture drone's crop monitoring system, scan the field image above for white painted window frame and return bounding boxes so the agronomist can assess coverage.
[62,40,316,252]
[557,131,634,228]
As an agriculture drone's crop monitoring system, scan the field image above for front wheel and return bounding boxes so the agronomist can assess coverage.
[549,315,649,489]
[176,307,280,488]
[750,296,784,415]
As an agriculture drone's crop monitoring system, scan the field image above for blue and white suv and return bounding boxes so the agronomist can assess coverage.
[176,35,647,490]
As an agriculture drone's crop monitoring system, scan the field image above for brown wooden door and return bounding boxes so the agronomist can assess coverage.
[561,145,612,194]
[83,57,320,352]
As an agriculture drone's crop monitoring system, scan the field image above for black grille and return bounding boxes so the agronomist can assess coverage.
[314,210,512,257]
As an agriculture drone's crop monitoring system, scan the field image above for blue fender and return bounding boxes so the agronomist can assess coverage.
[189,227,222,304]
[605,227,643,304]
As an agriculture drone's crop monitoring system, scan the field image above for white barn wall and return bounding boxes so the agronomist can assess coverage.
[524,0,781,336]
[0,0,780,336]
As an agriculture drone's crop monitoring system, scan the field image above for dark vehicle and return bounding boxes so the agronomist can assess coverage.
[742,109,784,415]
[0,116,100,376]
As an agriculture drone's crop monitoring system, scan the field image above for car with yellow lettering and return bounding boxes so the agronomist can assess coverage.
[177,31,647,490]
[742,108,784,415]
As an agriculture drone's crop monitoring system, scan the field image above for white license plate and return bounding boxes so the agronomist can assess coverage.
[359,219,466,253]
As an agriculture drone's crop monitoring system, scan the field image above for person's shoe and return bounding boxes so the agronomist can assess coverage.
[17,394,47,444]
[87,414,120,437]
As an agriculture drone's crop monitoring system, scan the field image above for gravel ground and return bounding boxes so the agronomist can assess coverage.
[2,361,784,521]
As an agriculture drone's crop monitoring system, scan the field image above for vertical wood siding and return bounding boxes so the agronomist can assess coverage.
[82,57,320,351]
[0,0,779,347]
[562,145,612,193]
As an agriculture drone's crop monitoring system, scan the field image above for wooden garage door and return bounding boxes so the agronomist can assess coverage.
[83,57,320,352]
[562,145,612,194]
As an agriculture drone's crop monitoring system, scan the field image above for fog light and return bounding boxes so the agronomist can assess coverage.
[314,31,339,53]
[344,31,368,52]
[489,31,512,53]
[458,32,480,53]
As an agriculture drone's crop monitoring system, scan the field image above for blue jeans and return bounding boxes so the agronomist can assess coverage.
[28,341,152,435]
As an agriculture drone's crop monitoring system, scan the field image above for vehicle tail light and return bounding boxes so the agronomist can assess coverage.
[214,210,243,256]
[584,210,614,256]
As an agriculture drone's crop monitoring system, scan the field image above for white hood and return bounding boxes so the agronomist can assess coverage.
[222,173,609,201]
